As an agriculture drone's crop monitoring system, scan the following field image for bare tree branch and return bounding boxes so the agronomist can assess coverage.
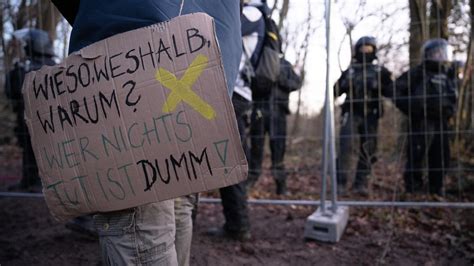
[277,0,289,31]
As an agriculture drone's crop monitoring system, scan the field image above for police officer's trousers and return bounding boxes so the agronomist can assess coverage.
[404,120,450,195]
[337,113,378,189]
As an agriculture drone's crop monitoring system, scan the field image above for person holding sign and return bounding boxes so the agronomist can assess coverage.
[51,0,242,265]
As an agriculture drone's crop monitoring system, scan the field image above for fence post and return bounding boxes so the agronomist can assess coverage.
[323,0,338,213]
[304,0,349,243]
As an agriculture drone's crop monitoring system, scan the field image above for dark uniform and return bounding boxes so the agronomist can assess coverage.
[5,29,55,191]
[248,57,301,195]
[394,39,457,195]
[335,36,393,194]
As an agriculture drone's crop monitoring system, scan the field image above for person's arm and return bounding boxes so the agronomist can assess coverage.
[278,59,301,93]
[380,66,394,99]
[4,71,13,100]
[334,70,348,98]
[5,65,26,112]
[51,0,80,25]
[393,70,411,115]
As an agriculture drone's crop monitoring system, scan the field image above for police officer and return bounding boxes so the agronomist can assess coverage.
[5,29,56,191]
[395,38,457,195]
[334,36,393,195]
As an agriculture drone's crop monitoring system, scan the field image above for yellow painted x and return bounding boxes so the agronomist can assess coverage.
[156,54,216,120]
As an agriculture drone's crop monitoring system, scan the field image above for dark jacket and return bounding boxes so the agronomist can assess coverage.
[53,0,242,96]
[394,61,457,121]
[5,57,55,145]
[334,62,393,118]
[274,58,301,114]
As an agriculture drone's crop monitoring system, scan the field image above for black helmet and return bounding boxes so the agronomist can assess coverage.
[355,36,377,52]
[13,28,55,58]
[422,38,452,63]
[354,36,377,63]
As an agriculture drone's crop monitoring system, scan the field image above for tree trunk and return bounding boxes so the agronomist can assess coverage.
[35,0,62,41]
[409,0,428,67]
[290,0,313,136]
[14,0,29,29]
[429,0,452,39]
[348,30,354,59]
[270,0,279,17]
[456,37,472,132]
[61,21,70,59]
[462,0,473,130]
[454,0,473,149]
[1,2,5,76]
[470,0,474,129]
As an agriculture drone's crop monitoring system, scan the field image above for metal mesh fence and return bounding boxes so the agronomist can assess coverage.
[0,0,472,209]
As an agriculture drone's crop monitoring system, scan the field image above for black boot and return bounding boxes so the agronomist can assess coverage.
[245,176,258,190]
[206,227,251,241]
[276,179,288,195]
[352,173,368,196]
[404,174,423,194]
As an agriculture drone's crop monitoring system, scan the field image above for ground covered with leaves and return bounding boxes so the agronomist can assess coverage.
[1,102,473,265]
[1,144,473,265]
[0,196,473,265]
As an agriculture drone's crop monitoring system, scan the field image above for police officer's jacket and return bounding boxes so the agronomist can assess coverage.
[394,61,457,122]
[334,62,393,118]
[5,56,55,144]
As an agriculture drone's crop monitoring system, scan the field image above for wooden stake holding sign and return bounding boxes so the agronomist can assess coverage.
[22,13,247,221]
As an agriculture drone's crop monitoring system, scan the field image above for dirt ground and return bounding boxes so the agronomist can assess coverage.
[1,144,474,265]
[0,196,473,266]
[2,170,474,266]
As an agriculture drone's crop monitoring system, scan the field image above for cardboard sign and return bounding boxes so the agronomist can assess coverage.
[22,13,247,221]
